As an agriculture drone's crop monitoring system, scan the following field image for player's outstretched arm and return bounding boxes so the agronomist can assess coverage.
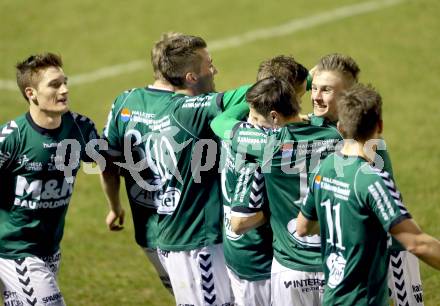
[231,211,267,235]
[100,162,125,231]
[390,218,440,270]
[296,212,320,237]
[220,85,251,111]
[210,103,250,141]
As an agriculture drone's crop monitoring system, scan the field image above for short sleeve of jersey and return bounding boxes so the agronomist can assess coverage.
[220,85,251,111]
[102,90,133,153]
[374,139,394,178]
[71,113,100,163]
[360,169,411,232]
[300,173,319,221]
[0,120,19,172]
[231,163,265,216]
[172,85,249,137]
[230,122,279,161]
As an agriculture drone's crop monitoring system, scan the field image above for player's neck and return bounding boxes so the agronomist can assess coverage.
[29,107,63,129]
[150,79,174,92]
[174,83,210,96]
[285,115,304,124]
[174,88,195,96]
[340,139,372,162]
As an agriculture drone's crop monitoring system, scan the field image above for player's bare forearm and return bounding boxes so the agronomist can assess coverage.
[412,234,440,270]
[100,163,122,211]
[231,211,266,235]
[296,212,319,236]
[100,163,125,230]
[391,219,440,270]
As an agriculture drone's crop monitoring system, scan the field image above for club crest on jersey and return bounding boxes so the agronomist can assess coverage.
[120,108,131,122]
[326,252,346,288]
[314,175,322,189]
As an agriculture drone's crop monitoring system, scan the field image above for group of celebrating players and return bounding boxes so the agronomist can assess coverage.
[1,32,439,306]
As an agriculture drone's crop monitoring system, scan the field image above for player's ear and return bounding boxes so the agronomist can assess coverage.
[25,87,37,104]
[185,72,197,85]
[269,110,277,123]
[336,121,344,135]
[270,111,282,128]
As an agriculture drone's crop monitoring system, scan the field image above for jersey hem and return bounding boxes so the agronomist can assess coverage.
[156,237,222,252]
[274,254,323,272]
[0,248,61,260]
[226,262,271,281]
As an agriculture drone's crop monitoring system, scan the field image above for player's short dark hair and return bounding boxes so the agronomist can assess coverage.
[337,83,382,140]
[246,77,300,118]
[158,34,207,87]
[316,53,360,85]
[16,52,63,101]
[151,32,183,80]
[257,55,308,93]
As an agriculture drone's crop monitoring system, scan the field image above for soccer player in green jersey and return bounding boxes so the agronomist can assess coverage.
[310,53,393,179]
[220,55,311,306]
[0,53,99,306]
[100,33,183,295]
[120,34,250,306]
[211,77,342,306]
[311,53,423,305]
[297,83,440,305]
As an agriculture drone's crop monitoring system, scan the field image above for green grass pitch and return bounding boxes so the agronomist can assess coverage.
[1,0,439,305]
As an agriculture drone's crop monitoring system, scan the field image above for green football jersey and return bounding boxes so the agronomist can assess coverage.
[111,86,249,251]
[212,106,342,272]
[220,140,273,281]
[310,115,394,178]
[310,115,404,252]
[237,122,342,272]
[301,153,411,305]
[0,111,98,259]
[103,87,175,249]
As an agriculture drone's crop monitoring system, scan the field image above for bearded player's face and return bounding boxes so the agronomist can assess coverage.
[193,48,217,94]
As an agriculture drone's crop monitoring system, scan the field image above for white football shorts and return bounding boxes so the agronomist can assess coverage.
[226,266,270,306]
[158,244,234,306]
[271,257,324,306]
[0,251,65,306]
[388,250,424,306]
